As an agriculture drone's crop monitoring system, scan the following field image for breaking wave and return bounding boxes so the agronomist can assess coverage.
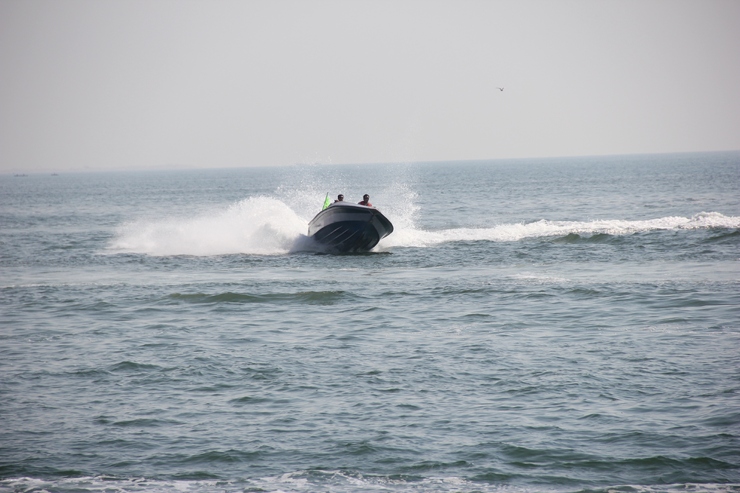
[3,476,738,493]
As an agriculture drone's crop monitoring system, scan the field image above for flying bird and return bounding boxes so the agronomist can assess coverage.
[497,87,504,91]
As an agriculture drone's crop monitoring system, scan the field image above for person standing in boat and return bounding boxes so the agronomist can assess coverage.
[334,194,344,203]
[358,194,373,207]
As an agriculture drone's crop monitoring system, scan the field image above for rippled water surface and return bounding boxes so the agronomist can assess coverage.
[1,153,739,493]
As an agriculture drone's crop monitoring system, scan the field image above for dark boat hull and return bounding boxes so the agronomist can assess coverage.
[307,204,394,253]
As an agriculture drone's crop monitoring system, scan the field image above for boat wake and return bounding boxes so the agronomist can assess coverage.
[381,211,740,249]
[108,199,739,256]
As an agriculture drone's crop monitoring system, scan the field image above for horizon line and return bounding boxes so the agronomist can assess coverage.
[2,149,739,175]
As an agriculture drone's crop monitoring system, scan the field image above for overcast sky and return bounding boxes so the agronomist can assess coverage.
[1,0,739,172]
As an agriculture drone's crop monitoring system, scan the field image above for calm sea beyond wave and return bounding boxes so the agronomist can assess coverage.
[1,152,739,493]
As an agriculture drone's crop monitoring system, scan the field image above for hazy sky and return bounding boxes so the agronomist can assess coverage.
[1,0,739,172]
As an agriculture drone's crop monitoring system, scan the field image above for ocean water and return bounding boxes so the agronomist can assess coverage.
[1,152,739,493]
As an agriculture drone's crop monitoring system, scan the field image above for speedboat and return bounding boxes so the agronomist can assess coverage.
[307,202,394,253]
